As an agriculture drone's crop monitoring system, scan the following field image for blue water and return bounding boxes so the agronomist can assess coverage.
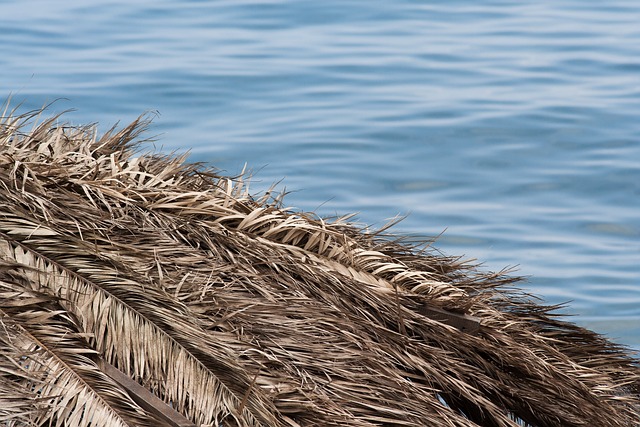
[2,1,639,350]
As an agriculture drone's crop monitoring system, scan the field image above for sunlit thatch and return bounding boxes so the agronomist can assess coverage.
[1,107,639,427]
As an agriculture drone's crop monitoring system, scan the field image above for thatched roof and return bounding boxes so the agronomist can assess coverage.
[0,108,639,427]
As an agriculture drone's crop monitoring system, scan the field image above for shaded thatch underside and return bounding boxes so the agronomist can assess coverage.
[0,108,638,427]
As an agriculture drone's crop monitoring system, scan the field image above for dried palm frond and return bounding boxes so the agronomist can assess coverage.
[1,107,639,427]
[0,264,160,427]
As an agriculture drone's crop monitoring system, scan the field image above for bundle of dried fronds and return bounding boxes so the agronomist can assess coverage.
[0,107,639,427]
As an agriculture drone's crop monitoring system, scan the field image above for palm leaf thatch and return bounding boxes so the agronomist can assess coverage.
[0,107,639,427]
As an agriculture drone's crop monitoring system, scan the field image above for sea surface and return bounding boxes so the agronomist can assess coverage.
[2,1,639,350]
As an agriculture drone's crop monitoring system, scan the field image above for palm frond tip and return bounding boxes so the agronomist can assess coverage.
[1,108,639,427]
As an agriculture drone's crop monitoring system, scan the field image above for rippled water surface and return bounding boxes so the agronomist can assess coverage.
[2,1,639,349]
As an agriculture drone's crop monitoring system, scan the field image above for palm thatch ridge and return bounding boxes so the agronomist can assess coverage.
[1,107,639,427]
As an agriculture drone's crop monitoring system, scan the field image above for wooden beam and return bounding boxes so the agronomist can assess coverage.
[418,305,481,335]
[99,359,197,427]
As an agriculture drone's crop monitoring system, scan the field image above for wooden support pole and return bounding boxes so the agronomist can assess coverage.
[99,359,197,427]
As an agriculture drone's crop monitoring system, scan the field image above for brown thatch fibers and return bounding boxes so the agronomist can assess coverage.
[0,108,639,427]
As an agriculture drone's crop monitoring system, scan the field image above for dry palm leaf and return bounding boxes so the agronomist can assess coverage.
[1,107,639,427]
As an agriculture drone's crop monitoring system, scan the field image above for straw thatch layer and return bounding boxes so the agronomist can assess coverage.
[1,108,639,427]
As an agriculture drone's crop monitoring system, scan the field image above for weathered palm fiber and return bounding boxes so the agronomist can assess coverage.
[1,107,639,427]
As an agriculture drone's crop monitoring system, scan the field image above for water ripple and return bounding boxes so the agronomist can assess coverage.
[2,0,639,349]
